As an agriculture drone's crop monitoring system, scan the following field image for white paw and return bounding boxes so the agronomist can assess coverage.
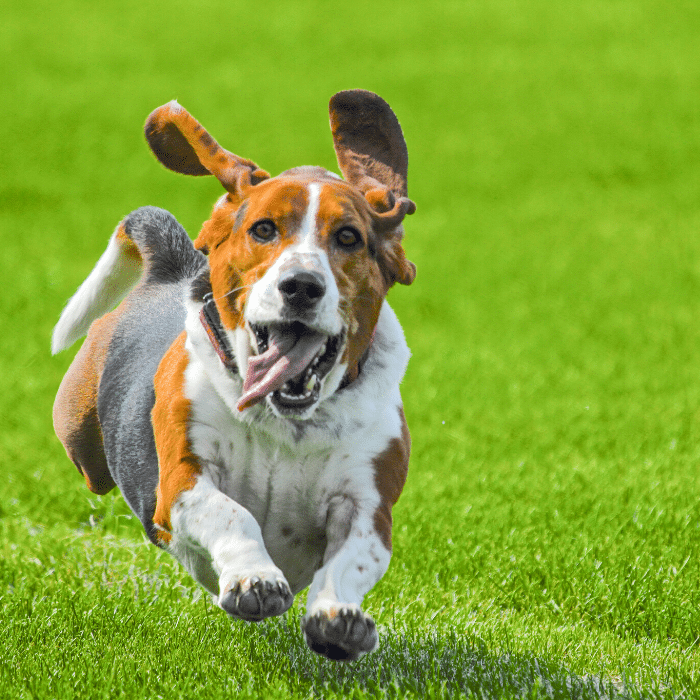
[218,573,293,622]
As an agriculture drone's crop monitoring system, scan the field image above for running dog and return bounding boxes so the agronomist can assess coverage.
[52,90,416,661]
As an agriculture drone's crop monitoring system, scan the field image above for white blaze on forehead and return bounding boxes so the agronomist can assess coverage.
[295,182,340,324]
[297,182,322,249]
[292,182,336,282]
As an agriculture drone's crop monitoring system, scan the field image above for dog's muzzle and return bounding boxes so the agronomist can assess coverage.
[278,270,326,312]
[236,266,346,416]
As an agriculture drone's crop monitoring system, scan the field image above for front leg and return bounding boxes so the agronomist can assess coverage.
[303,416,410,661]
[168,475,294,621]
[152,335,292,621]
[302,496,391,661]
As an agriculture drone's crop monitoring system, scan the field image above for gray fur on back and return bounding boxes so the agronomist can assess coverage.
[97,208,206,543]
[123,206,205,284]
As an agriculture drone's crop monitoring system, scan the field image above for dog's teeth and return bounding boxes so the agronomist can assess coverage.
[306,374,317,392]
[319,343,327,357]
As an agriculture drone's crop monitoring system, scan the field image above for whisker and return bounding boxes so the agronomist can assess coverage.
[212,284,254,303]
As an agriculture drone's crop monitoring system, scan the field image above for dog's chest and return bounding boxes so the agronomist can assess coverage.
[181,303,410,592]
[215,440,340,590]
[188,404,383,593]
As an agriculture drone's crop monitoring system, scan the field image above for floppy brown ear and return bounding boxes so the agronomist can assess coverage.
[379,237,417,287]
[329,90,410,198]
[144,101,269,197]
[330,90,416,286]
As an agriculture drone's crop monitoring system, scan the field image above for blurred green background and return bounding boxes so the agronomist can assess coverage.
[2,0,700,696]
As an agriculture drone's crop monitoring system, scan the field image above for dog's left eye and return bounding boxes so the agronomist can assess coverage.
[335,227,362,250]
[250,220,278,243]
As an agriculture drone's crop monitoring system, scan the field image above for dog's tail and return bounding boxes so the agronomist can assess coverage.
[51,206,205,354]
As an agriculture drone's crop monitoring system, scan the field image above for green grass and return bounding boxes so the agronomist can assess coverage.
[2,0,700,696]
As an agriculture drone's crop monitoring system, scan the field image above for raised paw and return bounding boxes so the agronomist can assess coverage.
[219,576,293,622]
[302,606,378,661]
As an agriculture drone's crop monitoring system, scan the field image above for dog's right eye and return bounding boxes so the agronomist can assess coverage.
[249,220,278,243]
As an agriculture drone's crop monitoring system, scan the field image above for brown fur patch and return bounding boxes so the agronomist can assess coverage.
[204,180,311,332]
[372,408,410,551]
[329,90,409,198]
[314,182,388,375]
[144,101,269,193]
[53,313,124,494]
[152,332,201,545]
[53,222,146,495]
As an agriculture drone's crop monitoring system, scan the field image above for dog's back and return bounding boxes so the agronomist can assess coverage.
[53,207,205,539]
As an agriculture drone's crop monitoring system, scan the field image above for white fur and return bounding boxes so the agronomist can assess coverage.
[185,293,408,446]
[51,228,142,354]
[241,182,353,419]
[169,472,288,601]
[298,182,321,245]
[169,297,408,636]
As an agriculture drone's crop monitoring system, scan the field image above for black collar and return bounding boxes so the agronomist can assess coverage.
[199,293,239,375]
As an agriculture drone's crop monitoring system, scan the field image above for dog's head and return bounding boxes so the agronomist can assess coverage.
[145,90,415,419]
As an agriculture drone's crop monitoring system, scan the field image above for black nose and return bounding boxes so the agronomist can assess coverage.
[278,271,326,309]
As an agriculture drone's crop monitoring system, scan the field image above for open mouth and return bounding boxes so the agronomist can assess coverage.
[237,322,343,414]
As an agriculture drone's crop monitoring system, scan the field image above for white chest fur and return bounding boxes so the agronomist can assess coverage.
[175,299,410,593]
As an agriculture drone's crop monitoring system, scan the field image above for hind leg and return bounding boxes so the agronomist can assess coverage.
[53,315,118,495]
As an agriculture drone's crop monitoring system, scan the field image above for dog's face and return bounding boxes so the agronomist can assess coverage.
[199,169,393,417]
[144,91,416,418]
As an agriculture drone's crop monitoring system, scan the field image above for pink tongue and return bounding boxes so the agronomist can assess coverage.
[237,327,326,411]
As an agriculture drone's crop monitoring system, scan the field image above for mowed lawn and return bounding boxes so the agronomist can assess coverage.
[2,0,700,697]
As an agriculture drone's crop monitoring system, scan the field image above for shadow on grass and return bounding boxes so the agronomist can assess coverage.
[259,618,674,700]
